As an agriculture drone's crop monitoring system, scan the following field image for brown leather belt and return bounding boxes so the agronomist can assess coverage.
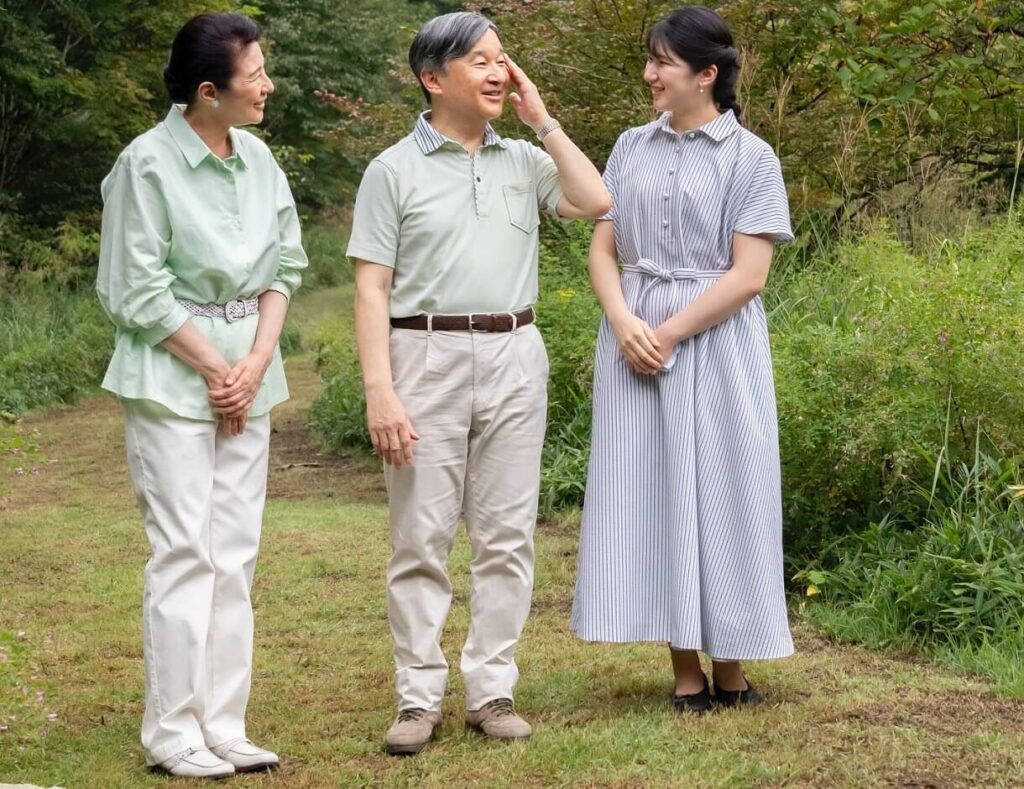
[390,307,535,333]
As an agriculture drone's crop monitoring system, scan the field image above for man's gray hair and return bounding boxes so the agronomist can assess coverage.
[408,12,499,104]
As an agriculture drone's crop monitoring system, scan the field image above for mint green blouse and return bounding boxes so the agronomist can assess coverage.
[96,105,307,421]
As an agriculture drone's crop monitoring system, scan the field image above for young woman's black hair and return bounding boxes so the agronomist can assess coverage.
[163,12,262,104]
[648,6,742,119]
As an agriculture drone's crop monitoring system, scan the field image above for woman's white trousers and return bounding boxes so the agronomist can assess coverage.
[122,399,270,763]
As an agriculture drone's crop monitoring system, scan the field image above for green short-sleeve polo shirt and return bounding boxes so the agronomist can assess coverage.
[346,112,563,317]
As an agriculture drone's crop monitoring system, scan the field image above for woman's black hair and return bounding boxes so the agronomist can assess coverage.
[648,6,742,119]
[163,12,262,104]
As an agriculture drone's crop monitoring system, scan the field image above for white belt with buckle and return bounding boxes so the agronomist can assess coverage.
[177,297,259,323]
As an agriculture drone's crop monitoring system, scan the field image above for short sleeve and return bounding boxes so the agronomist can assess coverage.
[346,159,401,267]
[598,132,627,222]
[95,154,190,346]
[267,163,309,300]
[527,143,563,217]
[734,148,794,244]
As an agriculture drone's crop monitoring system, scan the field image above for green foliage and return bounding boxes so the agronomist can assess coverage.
[535,222,603,513]
[301,221,352,289]
[0,288,111,415]
[307,315,370,452]
[0,0,425,283]
[773,223,1024,554]
[252,0,432,207]
[478,0,1024,217]
[0,0,230,225]
[799,441,1024,691]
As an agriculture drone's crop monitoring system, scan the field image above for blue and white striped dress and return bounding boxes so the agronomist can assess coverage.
[570,110,795,659]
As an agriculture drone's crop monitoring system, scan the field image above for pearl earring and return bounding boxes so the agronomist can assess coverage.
[699,85,705,94]
[211,99,220,109]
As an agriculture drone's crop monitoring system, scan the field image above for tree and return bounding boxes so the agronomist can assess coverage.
[465,0,1024,220]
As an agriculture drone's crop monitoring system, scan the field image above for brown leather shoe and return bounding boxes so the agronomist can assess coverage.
[385,708,442,755]
[465,698,532,741]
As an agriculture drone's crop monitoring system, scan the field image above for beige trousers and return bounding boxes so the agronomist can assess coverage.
[122,399,270,763]
[385,325,548,712]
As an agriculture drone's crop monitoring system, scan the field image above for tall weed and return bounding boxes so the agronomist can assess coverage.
[800,435,1024,691]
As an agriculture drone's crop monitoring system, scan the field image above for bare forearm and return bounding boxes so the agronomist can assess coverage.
[541,128,611,216]
[663,235,774,344]
[589,246,630,323]
[663,270,763,343]
[251,290,289,362]
[162,320,229,383]
[354,284,394,394]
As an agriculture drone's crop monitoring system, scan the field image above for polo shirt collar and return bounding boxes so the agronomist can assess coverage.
[654,108,740,142]
[164,104,248,169]
[413,111,507,154]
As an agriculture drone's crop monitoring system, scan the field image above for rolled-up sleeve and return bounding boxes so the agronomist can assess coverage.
[346,159,400,267]
[96,154,190,346]
[267,163,308,300]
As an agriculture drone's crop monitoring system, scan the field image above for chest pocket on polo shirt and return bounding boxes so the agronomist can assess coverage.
[502,182,540,233]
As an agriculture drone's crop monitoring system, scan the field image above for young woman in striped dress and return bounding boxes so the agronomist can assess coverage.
[570,5,795,713]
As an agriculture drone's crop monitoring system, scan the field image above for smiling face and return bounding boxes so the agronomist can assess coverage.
[208,41,274,126]
[643,39,715,116]
[422,29,509,121]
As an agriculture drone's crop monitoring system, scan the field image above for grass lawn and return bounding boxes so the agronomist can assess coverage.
[3,285,1024,787]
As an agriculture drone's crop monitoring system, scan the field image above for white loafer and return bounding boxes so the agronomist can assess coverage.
[150,746,235,779]
[210,738,280,772]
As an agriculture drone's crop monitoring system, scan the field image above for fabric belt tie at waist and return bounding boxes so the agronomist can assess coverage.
[390,307,535,333]
[621,259,729,373]
[177,297,259,323]
[622,258,729,311]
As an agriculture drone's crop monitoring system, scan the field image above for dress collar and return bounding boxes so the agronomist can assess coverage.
[654,108,740,142]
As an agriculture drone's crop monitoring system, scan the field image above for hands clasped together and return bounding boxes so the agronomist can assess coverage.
[610,313,682,375]
[206,350,272,436]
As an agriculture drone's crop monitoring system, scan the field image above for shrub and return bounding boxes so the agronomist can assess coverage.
[774,224,1024,556]
[0,288,111,415]
[306,316,370,453]
[300,221,352,290]
[799,438,1024,686]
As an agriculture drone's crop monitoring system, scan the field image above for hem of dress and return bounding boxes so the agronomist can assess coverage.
[102,384,287,421]
[569,627,795,662]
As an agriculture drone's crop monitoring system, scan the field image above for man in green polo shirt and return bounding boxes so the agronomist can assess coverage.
[347,11,610,755]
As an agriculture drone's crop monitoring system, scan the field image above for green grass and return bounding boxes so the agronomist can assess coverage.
[4,285,1024,787]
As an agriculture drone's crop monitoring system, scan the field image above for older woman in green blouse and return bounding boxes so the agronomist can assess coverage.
[95,12,306,779]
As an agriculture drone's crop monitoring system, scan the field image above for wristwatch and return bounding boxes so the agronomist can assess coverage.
[536,118,562,142]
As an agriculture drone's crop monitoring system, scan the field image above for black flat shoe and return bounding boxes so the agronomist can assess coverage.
[713,679,762,708]
[672,676,713,714]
